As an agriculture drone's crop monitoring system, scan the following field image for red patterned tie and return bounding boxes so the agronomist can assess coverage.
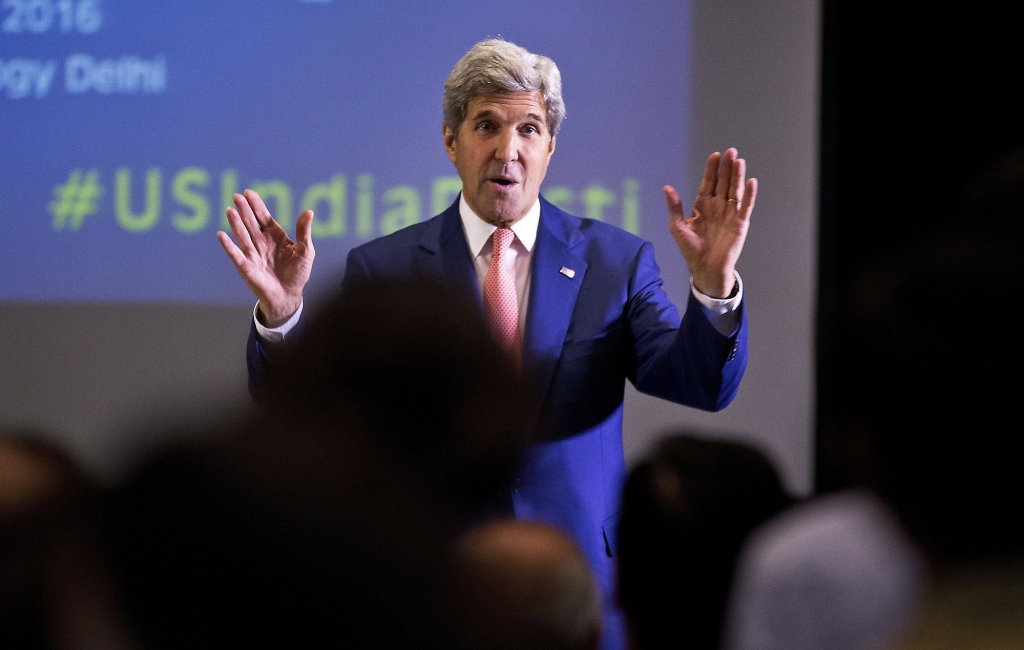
[484,227,520,364]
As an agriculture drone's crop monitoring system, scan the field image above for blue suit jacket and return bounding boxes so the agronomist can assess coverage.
[248,196,748,650]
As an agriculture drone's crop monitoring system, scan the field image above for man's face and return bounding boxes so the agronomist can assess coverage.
[444,91,556,227]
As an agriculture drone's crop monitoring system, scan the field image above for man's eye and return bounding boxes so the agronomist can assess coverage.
[522,125,538,135]
[476,122,493,131]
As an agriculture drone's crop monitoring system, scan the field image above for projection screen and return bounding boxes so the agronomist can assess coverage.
[1,0,819,494]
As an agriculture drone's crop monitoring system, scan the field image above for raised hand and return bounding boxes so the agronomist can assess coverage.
[664,148,757,298]
[217,189,316,327]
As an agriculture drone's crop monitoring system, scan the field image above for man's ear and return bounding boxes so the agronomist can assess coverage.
[548,135,556,158]
[444,124,458,164]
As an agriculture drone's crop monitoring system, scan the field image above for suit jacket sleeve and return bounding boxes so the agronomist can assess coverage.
[626,241,747,412]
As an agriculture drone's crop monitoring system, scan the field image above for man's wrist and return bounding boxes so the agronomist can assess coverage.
[257,298,302,328]
[690,272,742,337]
[690,271,743,314]
[691,272,737,300]
[254,300,304,342]
[726,279,739,299]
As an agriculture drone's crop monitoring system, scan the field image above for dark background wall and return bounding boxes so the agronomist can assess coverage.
[816,3,1023,491]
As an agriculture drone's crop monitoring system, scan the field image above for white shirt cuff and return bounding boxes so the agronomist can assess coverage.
[253,300,303,342]
[690,271,743,337]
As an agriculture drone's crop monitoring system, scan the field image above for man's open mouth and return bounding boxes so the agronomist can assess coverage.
[490,177,517,187]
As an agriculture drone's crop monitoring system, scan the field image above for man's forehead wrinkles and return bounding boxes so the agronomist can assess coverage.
[467,108,547,125]
[468,92,547,117]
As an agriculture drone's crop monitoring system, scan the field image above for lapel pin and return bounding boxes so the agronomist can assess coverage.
[559,266,575,279]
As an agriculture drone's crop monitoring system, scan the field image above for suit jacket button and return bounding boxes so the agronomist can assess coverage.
[728,346,738,361]
[512,478,522,493]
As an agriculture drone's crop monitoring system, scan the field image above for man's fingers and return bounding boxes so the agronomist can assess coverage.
[233,191,257,224]
[232,194,268,253]
[730,157,746,204]
[217,230,249,270]
[697,152,721,197]
[225,206,259,257]
[663,185,686,220]
[740,177,757,216]
[244,189,277,230]
[295,209,316,254]
[715,148,737,198]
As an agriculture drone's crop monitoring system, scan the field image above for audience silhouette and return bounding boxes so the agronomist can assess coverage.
[617,434,793,650]
[445,518,603,650]
[98,279,536,649]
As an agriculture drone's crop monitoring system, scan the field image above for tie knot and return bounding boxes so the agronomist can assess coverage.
[492,227,514,253]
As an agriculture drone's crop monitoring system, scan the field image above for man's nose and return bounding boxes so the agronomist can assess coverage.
[495,130,518,163]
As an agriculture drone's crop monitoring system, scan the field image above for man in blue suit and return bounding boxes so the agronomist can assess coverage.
[219,38,756,650]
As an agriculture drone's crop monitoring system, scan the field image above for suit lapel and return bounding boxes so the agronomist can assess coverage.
[414,199,480,305]
[417,196,587,404]
[523,200,587,404]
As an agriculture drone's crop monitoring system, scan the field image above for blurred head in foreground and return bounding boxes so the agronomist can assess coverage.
[445,519,602,650]
[617,434,793,650]
[1,431,128,650]
[256,278,536,517]
[1,432,85,648]
[103,279,536,649]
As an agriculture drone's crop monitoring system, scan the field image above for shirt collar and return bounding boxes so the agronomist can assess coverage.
[459,193,540,257]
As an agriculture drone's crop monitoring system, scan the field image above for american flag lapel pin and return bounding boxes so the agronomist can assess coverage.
[559,266,575,279]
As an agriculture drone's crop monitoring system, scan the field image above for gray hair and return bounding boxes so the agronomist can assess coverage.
[443,39,565,138]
